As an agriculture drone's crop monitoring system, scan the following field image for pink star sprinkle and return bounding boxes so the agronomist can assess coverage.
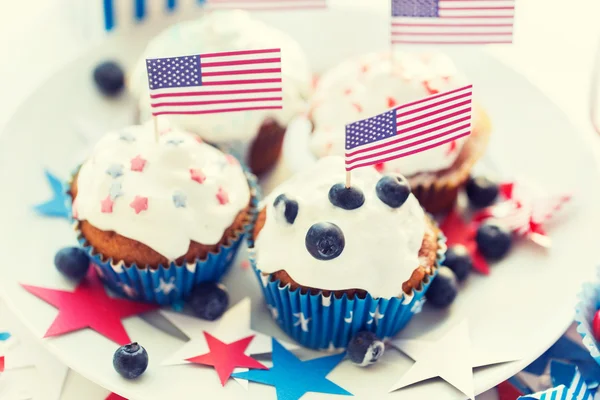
[130,155,147,172]
[190,168,206,184]
[216,187,229,205]
[344,88,352,96]
[130,196,148,214]
[194,136,204,144]
[352,103,363,113]
[225,154,238,165]
[101,196,114,213]
[360,64,369,73]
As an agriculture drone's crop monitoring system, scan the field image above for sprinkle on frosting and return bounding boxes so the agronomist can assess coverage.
[130,155,147,172]
[167,138,184,146]
[75,121,251,260]
[106,164,124,178]
[254,156,426,299]
[119,131,136,143]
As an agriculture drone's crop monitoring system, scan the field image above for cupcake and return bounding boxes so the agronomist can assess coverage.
[129,10,313,175]
[70,121,259,304]
[249,156,446,350]
[308,52,491,213]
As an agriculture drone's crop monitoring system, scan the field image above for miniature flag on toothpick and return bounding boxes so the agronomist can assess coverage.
[345,85,472,172]
[390,0,515,45]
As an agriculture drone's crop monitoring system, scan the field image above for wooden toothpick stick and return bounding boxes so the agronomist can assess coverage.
[345,171,351,188]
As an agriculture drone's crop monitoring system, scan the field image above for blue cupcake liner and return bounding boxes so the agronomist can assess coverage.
[575,265,600,365]
[249,230,447,350]
[71,170,261,305]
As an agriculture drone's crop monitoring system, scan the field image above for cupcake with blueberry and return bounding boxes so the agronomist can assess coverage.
[307,52,491,213]
[70,121,259,304]
[249,156,446,350]
[129,10,312,175]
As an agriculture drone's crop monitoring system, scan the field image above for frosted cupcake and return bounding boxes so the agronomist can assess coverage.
[129,10,312,175]
[249,156,446,349]
[309,52,491,213]
[70,121,259,304]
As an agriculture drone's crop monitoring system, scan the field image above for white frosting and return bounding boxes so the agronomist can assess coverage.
[254,156,426,299]
[309,52,470,177]
[130,10,312,144]
[74,121,251,261]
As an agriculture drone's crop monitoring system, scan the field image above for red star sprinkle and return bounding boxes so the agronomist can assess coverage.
[190,168,206,184]
[129,196,148,214]
[186,332,268,386]
[101,195,114,214]
[445,140,458,156]
[387,97,397,108]
[440,209,490,275]
[21,268,157,345]
[130,155,147,172]
[0,356,4,373]
[106,394,128,400]
[225,154,238,165]
[352,103,363,113]
[374,163,385,173]
[194,136,203,144]
[344,88,353,96]
[217,187,229,205]
[423,80,439,95]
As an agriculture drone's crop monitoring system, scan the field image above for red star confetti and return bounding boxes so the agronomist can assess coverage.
[387,97,397,108]
[21,268,158,345]
[445,140,458,156]
[106,394,128,400]
[186,332,267,386]
[217,187,229,205]
[440,209,490,275]
[130,195,148,214]
[101,195,114,213]
[130,155,147,172]
[474,181,571,248]
[190,168,206,184]
[225,154,238,165]
[0,355,4,372]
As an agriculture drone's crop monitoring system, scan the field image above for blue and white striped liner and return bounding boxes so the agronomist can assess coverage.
[71,170,260,305]
[103,0,199,31]
[518,361,593,400]
[575,265,600,368]
[249,231,446,350]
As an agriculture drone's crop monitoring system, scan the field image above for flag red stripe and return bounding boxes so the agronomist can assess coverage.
[439,15,513,18]
[151,97,282,107]
[392,40,512,44]
[346,122,470,159]
[153,106,281,116]
[439,7,515,10]
[392,31,512,36]
[205,4,327,9]
[203,78,282,86]
[202,68,281,77]
[201,48,280,58]
[397,103,471,128]
[209,0,323,2]
[150,87,282,99]
[392,23,513,27]
[396,94,471,118]
[395,85,472,111]
[201,57,280,68]
[346,132,470,171]
[397,108,471,132]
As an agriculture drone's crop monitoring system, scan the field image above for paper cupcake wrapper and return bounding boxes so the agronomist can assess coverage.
[250,232,447,350]
[72,170,261,305]
[575,264,600,366]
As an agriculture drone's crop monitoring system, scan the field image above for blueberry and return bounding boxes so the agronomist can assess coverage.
[375,175,411,208]
[273,194,298,224]
[54,247,90,281]
[188,282,229,321]
[305,222,345,260]
[443,245,472,281]
[113,342,149,379]
[347,331,385,367]
[425,267,458,308]
[466,176,499,208]
[476,223,512,260]
[93,61,125,97]
[328,183,365,210]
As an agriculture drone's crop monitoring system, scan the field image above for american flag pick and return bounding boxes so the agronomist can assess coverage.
[391,0,515,45]
[146,49,283,116]
[345,85,472,171]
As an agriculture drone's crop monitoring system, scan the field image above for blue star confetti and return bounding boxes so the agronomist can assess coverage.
[172,191,187,208]
[105,164,124,178]
[119,131,136,142]
[0,332,11,341]
[109,182,123,200]
[166,138,184,146]
[33,170,70,220]
[232,338,351,400]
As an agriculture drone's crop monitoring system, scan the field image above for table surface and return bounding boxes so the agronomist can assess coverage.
[1,1,599,399]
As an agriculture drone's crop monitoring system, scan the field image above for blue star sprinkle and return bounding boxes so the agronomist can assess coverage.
[109,182,123,200]
[119,131,136,142]
[166,138,184,146]
[33,170,70,220]
[0,332,11,341]
[232,338,351,400]
[105,164,124,178]
[172,191,187,208]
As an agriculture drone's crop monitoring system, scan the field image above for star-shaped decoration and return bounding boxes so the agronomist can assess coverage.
[33,170,70,220]
[166,138,184,146]
[130,195,148,214]
[190,168,206,184]
[389,320,519,399]
[160,298,297,389]
[101,195,114,213]
[367,306,385,325]
[105,164,124,178]
[224,154,238,165]
[216,186,229,205]
[293,312,311,332]
[109,182,123,200]
[172,190,187,208]
[440,209,490,275]
[21,268,158,345]
[411,299,426,314]
[186,332,268,386]
[130,155,147,172]
[118,131,136,142]
[232,339,351,400]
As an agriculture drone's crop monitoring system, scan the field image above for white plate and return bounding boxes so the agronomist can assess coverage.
[0,6,598,400]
